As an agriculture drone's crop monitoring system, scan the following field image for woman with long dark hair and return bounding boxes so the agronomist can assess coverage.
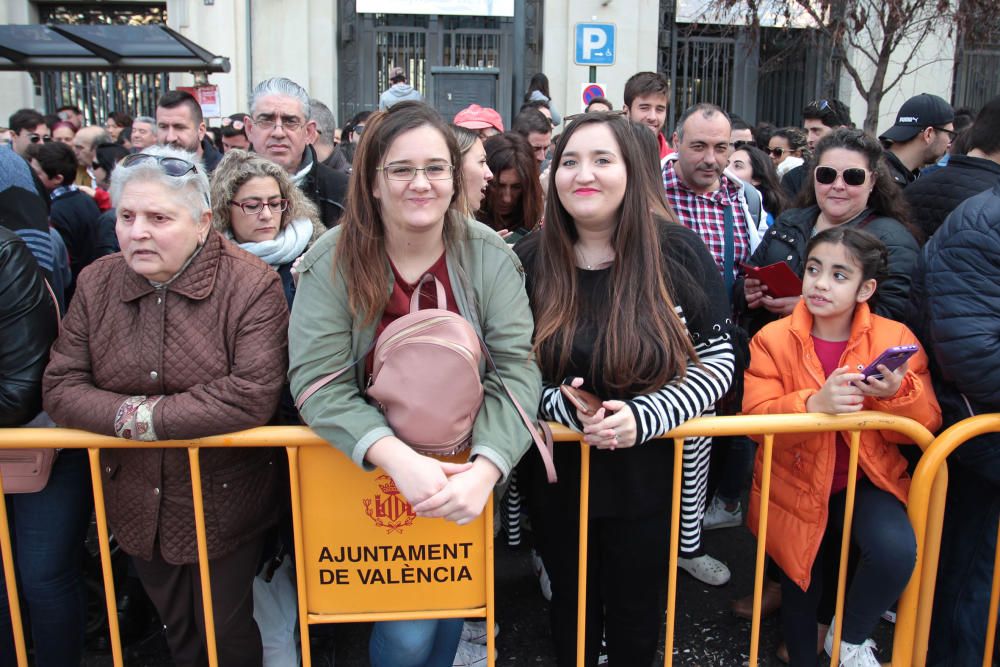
[729,144,789,224]
[478,132,544,243]
[515,112,735,666]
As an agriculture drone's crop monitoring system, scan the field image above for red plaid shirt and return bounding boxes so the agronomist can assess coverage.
[662,160,750,284]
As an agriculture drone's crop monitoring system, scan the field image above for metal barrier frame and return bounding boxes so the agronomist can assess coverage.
[894,414,1000,667]
[0,426,495,667]
[548,411,936,667]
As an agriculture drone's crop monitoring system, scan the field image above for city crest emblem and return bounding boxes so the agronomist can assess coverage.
[363,474,417,534]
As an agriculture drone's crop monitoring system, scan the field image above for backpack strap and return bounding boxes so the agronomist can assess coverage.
[294,340,376,410]
[478,338,558,484]
[410,273,447,312]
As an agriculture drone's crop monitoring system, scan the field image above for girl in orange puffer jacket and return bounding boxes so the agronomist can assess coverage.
[743,227,941,667]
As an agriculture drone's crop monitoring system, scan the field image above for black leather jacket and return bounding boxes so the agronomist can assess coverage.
[0,226,59,426]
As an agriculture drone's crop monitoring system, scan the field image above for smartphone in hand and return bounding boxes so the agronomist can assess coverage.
[860,345,918,381]
[559,384,604,416]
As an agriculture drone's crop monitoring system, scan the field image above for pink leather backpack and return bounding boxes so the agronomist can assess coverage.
[296,274,556,482]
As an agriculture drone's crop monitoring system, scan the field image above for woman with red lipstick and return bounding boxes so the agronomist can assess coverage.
[515,113,736,666]
[738,129,919,338]
[210,149,325,307]
[479,132,543,243]
[744,227,940,666]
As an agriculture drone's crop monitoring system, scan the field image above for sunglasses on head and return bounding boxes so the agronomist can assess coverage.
[733,140,756,150]
[121,153,199,177]
[814,166,868,186]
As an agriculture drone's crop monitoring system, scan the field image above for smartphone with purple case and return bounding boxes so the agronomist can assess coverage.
[861,344,918,380]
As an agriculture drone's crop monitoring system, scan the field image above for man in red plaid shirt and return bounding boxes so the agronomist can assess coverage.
[662,103,765,294]
[660,103,767,590]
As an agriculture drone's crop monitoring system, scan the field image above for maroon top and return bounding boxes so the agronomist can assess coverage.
[812,336,864,495]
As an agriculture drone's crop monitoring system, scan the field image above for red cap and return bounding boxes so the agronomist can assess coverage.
[453,104,504,133]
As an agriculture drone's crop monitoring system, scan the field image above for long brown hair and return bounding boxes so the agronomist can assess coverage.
[478,132,543,233]
[334,101,465,324]
[531,113,699,393]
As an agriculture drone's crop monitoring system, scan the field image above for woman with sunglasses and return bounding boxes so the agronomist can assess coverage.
[739,129,919,338]
[288,101,540,667]
[210,149,325,306]
[44,145,290,667]
[768,127,808,178]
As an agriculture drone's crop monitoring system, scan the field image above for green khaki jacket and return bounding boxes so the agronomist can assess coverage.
[288,216,542,481]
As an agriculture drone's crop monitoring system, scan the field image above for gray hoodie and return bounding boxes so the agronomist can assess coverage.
[378,83,424,110]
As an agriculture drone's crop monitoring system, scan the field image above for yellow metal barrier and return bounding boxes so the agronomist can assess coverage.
[0,426,494,667]
[548,411,936,667]
[894,414,1000,667]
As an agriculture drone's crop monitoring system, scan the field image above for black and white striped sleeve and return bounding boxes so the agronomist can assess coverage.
[626,331,735,445]
[539,384,585,432]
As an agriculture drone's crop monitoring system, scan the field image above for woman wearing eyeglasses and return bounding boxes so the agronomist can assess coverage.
[210,149,325,306]
[288,101,540,666]
[740,129,919,337]
[44,145,290,667]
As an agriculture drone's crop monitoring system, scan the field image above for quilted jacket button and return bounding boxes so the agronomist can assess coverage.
[150,371,158,380]
[153,487,160,495]
[222,482,229,489]
[786,255,793,261]
[105,466,111,474]
[157,296,162,304]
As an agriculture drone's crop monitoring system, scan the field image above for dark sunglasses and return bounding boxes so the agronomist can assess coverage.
[814,166,868,186]
[121,153,199,176]
[932,126,957,140]
[28,134,52,144]
[767,147,786,157]
[733,140,757,150]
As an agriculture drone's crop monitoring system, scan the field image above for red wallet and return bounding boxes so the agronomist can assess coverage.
[740,261,803,299]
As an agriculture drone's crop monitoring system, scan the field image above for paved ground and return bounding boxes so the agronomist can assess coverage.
[83,522,897,666]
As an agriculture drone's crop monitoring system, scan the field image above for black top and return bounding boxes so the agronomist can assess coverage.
[903,155,1000,241]
[515,222,735,517]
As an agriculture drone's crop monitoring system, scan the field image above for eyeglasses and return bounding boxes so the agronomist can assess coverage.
[253,116,304,132]
[814,166,869,186]
[377,164,454,181]
[28,134,52,144]
[121,153,199,177]
[230,198,289,215]
[767,147,786,157]
[354,125,365,136]
[932,126,957,139]
[732,140,757,150]
[221,117,245,131]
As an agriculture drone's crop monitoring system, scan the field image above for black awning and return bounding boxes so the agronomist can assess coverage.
[0,24,230,73]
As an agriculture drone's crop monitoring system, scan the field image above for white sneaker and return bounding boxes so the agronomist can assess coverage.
[460,620,499,645]
[677,553,731,586]
[452,638,492,666]
[530,548,553,601]
[824,622,881,666]
[703,496,743,530]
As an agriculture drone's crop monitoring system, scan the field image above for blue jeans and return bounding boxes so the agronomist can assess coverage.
[0,449,92,667]
[369,619,463,667]
[928,432,1000,666]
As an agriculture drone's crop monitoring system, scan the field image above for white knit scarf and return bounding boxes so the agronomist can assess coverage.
[229,217,312,267]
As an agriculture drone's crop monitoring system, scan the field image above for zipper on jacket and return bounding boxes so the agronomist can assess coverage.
[378,316,454,351]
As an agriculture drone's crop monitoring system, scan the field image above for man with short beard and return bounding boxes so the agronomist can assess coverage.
[155,90,222,172]
[245,77,348,227]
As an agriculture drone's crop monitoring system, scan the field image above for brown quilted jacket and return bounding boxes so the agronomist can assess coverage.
[43,232,289,564]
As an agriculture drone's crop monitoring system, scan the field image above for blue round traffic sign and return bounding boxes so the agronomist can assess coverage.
[583,84,605,104]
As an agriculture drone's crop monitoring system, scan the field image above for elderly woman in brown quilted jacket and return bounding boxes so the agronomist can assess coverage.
[43,145,289,667]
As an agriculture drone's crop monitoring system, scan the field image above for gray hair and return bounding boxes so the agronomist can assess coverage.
[309,98,336,147]
[109,144,211,223]
[250,77,311,119]
[133,115,156,127]
[675,103,730,142]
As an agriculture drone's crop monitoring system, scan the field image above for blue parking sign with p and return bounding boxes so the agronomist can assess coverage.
[574,23,615,66]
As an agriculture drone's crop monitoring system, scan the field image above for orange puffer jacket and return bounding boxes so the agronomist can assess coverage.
[743,301,941,591]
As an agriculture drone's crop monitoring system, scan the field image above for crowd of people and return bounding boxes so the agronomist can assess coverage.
[1,64,999,667]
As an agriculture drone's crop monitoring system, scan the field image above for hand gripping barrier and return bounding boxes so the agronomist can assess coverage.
[0,426,494,667]
[893,413,1000,667]
[547,411,936,667]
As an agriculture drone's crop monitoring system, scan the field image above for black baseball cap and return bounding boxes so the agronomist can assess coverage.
[879,94,954,143]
